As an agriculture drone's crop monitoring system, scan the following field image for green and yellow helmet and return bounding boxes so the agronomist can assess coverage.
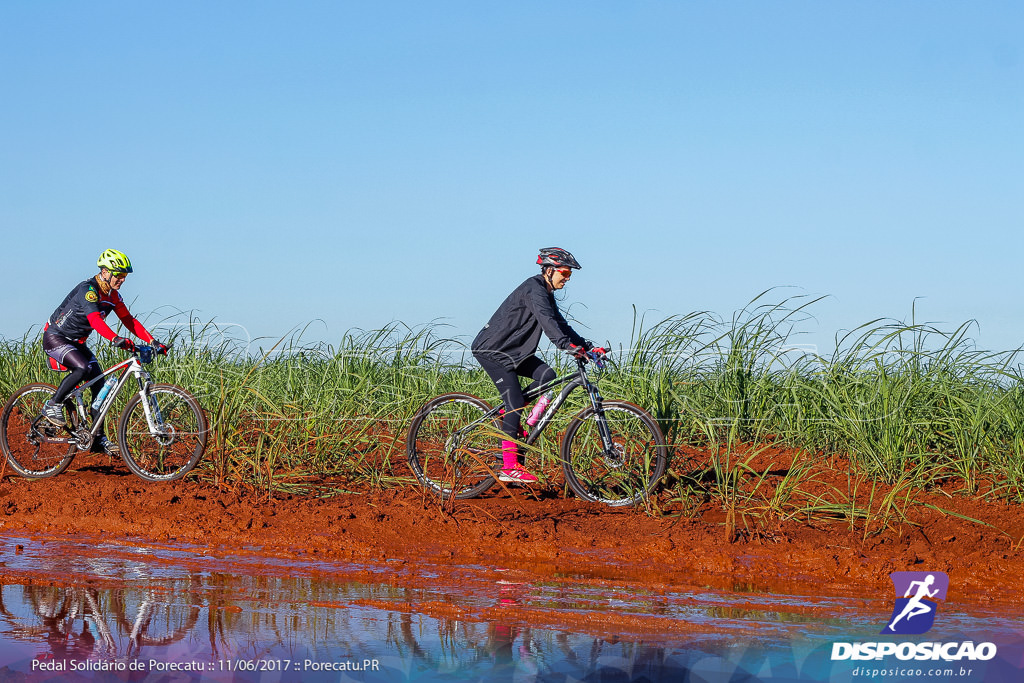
[97,248,134,274]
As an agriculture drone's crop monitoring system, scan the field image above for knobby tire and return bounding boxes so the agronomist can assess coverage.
[406,393,500,500]
[560,400,668,506]
[116,384,208,482]
[0,383,76,478]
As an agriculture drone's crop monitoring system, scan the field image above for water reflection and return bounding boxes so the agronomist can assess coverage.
[0,537,1020,682]
[384,610,679,682]
[0,579,698,682]
[2,585,117,659]
[0,580,205,660]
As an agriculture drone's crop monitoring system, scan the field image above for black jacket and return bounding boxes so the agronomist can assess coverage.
[472,275,588,369]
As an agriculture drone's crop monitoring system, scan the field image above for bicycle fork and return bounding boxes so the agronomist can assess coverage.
[583,381,618,457]
[135,384,170,442]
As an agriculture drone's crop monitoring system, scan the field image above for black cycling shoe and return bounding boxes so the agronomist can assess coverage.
[91,436,120,456]
[41,401,67,426]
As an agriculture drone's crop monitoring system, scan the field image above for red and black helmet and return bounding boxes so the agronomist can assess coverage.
[537,247,582,270]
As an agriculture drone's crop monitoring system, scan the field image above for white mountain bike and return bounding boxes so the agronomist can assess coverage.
[1,345,208,482]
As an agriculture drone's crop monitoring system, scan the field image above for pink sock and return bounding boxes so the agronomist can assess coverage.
[501,440,519,469]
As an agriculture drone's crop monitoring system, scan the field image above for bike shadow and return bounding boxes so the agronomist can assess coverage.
[69,458,135,477]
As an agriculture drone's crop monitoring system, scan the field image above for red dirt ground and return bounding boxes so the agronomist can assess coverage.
[1,447,1022,609]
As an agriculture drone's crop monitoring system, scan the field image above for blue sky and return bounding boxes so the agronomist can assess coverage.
[2,2,1021,354]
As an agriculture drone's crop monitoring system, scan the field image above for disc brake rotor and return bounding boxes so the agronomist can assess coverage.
[603,442,626,468]
[153,424,176,447]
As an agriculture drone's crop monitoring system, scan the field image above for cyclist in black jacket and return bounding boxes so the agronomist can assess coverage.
[472,247,595,483]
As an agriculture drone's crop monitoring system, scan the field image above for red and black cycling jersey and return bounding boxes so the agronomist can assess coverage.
[472,274,589,369]
[46,276,153,344]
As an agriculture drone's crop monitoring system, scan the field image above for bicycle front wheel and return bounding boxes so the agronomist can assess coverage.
[406,393,499,500]
[117,385,208,482]
[0,383,76,478]
[561,400,668,506]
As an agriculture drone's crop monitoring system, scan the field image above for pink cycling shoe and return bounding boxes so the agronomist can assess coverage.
[498,464,539,484]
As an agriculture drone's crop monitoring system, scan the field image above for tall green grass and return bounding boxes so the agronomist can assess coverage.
[3,297,1023,522]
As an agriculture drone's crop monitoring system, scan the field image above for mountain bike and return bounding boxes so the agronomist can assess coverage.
[406,350,668,506]
[0,345,208,482]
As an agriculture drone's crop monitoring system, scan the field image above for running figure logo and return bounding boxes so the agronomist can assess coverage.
[882,571,949,635]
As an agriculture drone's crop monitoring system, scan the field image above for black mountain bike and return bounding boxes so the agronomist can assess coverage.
[406,351,668,506]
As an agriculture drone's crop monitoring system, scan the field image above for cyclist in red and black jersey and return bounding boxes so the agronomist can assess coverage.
[472,247,602,484]
[40,249,168,455]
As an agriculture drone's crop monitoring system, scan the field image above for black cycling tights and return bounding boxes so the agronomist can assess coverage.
[476,354,556,439]
[42,332,105,405]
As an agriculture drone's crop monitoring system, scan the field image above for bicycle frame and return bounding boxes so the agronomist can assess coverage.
[50,348,159,448]
[462,357,617,455]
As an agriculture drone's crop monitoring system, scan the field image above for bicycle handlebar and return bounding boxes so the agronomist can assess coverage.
[565,347,608,369]
[133,343,172,364]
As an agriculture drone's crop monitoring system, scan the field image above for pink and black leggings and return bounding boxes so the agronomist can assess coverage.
[42,331,105,405]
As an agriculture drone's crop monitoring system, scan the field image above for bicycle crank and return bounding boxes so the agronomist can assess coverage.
[73,429,94,451]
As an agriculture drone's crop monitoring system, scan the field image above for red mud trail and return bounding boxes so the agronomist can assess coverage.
[1,450,1022,608]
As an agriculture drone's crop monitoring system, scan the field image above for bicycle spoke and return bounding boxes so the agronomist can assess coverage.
[117,385,207,482]
[1,384,76,478]
[562,402,667,506]
[407,394,498,499]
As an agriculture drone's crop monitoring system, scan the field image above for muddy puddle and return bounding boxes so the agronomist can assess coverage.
[0,536,1021,682]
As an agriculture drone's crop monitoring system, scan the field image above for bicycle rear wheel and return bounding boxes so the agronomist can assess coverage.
[561,400,668,506]
[0,383,76,478]
[406,393,499,500]
[117,384,208,482]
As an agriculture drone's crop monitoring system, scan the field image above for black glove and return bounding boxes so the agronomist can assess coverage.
[567,343,587,359]
[112,336,136,353]
[152,340,170,356]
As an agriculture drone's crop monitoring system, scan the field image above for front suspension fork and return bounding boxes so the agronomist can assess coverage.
[136,383,165,435]
[585,382,616,453]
